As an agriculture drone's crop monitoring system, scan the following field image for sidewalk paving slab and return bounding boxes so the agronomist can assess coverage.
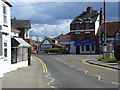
[2,56,47,88]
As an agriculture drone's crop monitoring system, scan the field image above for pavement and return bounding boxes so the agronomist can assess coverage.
[86,59,120,70]
[1,54,119,89]
[1,56,47,89]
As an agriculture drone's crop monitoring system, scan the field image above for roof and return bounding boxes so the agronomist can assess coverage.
[41,37,65,48]
[71,7,99,24]
[96,22,120,37]
[11,26,20,33]
[11,18,31,29]
[54,33,70,42]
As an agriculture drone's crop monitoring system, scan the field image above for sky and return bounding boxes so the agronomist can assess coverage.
[10,1,119,41]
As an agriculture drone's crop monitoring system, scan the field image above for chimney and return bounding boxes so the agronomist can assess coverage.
[99,8,104,26]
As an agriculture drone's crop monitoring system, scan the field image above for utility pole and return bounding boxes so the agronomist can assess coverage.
[103,0,107,58]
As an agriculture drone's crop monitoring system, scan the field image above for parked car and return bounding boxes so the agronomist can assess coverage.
[32,50,38,54]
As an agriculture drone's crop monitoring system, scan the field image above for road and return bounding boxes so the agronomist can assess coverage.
[36,54,119,89]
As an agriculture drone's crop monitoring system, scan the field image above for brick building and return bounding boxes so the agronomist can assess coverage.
[70,6,103,54]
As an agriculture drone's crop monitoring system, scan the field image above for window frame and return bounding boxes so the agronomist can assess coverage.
[3,3,7,24]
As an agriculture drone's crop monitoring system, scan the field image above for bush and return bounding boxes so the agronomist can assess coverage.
[114,44,120,61]
[48,48,67,54]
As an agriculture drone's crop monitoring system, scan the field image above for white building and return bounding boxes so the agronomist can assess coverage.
[0,0,12,78]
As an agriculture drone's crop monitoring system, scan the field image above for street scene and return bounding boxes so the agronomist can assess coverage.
[0,0,120,90]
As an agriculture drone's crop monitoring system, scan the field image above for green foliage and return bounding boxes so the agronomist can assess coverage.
[48,48,67,54]
[114,44,120,61]
[98,57,116,63]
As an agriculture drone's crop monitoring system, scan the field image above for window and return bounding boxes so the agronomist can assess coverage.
[92,46,94,51]
[76,23,80,30]
[25,31,29,38]
[85,22,90,29]
[75,31,80,34]
[11,48,17,64]
[115,32,120,41]
[3,4,7,24]
[0,35,2,56]
[4,48,7,57]
[75,34,80,41]
[86,45,90,51]
[81,46,84,51]
[85,32,90,40]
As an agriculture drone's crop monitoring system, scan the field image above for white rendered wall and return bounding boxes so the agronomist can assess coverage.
[70,41,76,54]
[95,15,100,35]
[0,0,4,78]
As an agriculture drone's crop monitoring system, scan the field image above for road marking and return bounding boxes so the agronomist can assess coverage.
[34,56,48,73]
[82,60,116,71]
[46,73,55,87]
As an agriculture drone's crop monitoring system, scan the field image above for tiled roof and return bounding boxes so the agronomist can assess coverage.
[71,7,99,24]
[96,22,120,37]
[11,18,31,29]
[11,26,20,33]
[54,33,70,42]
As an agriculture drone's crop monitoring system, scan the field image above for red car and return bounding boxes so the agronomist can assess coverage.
[32,50,38,54]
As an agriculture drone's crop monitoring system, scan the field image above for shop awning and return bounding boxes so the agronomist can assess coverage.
[74,41,95,46]
[14,38,31,47]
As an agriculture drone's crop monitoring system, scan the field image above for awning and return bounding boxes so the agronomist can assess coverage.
[14,38,31,47]
[74,41,95,46]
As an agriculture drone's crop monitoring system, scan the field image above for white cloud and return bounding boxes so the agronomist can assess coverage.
[30,19,72,38]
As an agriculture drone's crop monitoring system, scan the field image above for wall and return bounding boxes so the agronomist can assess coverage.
[70,41,76,54]
[0,0,11,78]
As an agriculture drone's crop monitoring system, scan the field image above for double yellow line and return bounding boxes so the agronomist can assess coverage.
[82,60,116,71]
[34,56,48,73]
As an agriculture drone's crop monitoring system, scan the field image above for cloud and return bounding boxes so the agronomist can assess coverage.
[11,2,118,38]
[30,19,72,38]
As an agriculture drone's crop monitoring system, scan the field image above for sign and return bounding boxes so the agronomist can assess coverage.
[74,41,95,46]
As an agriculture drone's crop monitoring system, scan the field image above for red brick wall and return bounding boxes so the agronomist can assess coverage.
[90,31,95,41]
[70,32,75,41]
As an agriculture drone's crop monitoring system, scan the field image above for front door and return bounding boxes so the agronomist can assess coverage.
[76,46,80,54]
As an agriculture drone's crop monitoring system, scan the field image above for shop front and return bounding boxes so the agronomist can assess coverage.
[74,41,95,54]
[11,37,31,71]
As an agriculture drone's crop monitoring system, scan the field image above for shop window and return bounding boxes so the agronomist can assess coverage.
[92,46,94,51]
[81,46,84,51]
[22,48,28,61]
[11,48,17,64]
[17,48,22,62]
[86,45,90,51]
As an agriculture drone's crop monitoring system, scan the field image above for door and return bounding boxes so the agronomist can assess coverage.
[76,46,80,54]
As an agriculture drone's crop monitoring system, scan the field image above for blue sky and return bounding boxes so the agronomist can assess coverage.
[10,1,119,40]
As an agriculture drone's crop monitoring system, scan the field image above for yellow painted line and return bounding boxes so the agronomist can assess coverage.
[82,60,116,71]
[34,56,48,73]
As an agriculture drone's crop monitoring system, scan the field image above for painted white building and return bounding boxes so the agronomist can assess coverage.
[0,0,12,78]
